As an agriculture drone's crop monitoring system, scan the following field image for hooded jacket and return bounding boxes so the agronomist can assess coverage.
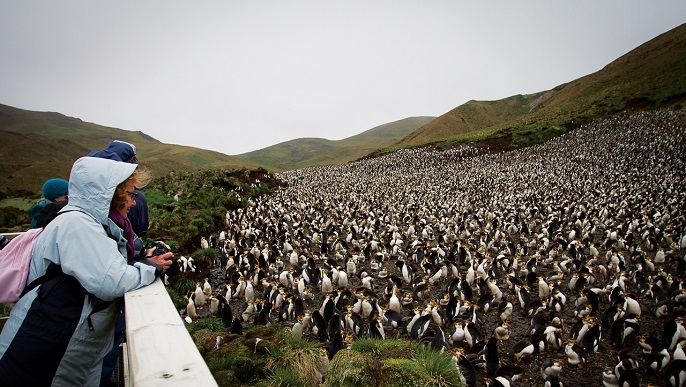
[0,157,159,386]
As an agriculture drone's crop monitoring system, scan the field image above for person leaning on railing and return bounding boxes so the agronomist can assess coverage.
[0,156,173,386]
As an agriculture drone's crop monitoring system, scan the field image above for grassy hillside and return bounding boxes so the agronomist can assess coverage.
[234,117,435,171]
[386,22,686,153]
[0,104,260,194]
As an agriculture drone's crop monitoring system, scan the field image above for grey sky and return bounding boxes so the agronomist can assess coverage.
[1,1,685,155]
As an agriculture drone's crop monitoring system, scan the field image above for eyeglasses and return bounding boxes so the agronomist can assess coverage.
[125,190,138,201]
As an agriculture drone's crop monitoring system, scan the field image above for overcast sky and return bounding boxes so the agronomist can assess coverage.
[1,1,685,155]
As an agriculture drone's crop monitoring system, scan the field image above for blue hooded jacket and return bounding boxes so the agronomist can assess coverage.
[0,156,159,386]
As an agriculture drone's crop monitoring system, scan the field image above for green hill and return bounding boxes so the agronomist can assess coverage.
[234,117,435,171]
[0,104,260,194]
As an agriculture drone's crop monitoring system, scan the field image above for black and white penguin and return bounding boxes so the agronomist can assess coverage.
[428,327,449,353]
[540,358,563,381]
[384,308,404,330]
[512,332,542,364]
[230,316,243,335]
[367,316,386,340]
[409,312,432,339]
[482,337,500,376]
[494,321,512,341]
[601,365,619,387]
[664,359,686,387]
[451,348,476,387]
[311,310,328,340]
[581,320,601,353]
[254,301,273,326]
[615,359,640,387]
[327,330,348,360]
[663,316,686,351]
[483,376,512,387]
[564,339,587,367]
[646,345,670,375]
[499,301,513,322]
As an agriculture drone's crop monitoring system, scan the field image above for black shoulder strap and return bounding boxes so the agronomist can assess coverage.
[20,263,62,298]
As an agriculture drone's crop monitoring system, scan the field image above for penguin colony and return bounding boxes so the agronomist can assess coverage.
[185,110,686,387]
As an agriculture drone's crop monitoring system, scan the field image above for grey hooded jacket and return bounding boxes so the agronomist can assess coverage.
[0,156,159,386]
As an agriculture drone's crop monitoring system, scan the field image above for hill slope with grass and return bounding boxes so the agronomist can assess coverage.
[233,117,435,171]
[0,104,261,194]
[385,22,686,154]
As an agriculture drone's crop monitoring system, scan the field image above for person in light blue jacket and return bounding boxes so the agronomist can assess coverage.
[0,156,173,386]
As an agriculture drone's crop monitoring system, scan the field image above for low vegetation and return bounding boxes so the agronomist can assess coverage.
[187,322,463,387]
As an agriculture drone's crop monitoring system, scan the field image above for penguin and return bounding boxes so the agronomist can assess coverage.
[495,364,524,383]
[428,327,449,353]
[449,319,466,346]
[208,295,219,316]
[185,294,198,321]
[499,301,513,322]
[217,294,233,329]
[410,312,432,339]
[328,313,343,341]
[543,325,563,351]
[311,310,328,340]
[367,316,386,340]
[540,358,563,381]
[384,308,403,330]
[483,337,500,376]
[327,330,347,360]
[564,339,587,367]
[344,308,364,337]
[194,283,206,310]
[581,319,601,353]
[291,316,305,338]
[663,316,686,351]
[511,331,542,364]
[664,359,686,387]
[602,365,619,387]
[494,321,511,341]
[615,359,639,387]
[203,278,212,295]
[646,345,670,375]
[255,301,273,326]
[230,316,243,335]
[483,376,512,387]
[451,348,476,387]
[638,334,664,355]
[544,374,563,387]
[465,321,482,348]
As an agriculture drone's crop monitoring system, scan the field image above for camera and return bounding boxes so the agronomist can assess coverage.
[147,241,171,257]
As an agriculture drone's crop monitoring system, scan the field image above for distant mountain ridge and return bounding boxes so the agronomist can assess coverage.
[0,105,261,193]
[234,117,435,171]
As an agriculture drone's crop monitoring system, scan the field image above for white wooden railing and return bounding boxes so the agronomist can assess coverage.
[124,279,217,386]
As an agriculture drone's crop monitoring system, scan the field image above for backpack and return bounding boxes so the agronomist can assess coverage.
[0,229,50,303]
[0,211,73,303]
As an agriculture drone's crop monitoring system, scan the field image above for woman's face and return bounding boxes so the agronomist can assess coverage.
[117,180,137,219]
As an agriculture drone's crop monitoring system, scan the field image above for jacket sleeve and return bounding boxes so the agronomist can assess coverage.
[51,217,158,301]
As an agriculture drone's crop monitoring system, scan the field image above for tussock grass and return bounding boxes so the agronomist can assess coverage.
[266,330,327,387]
